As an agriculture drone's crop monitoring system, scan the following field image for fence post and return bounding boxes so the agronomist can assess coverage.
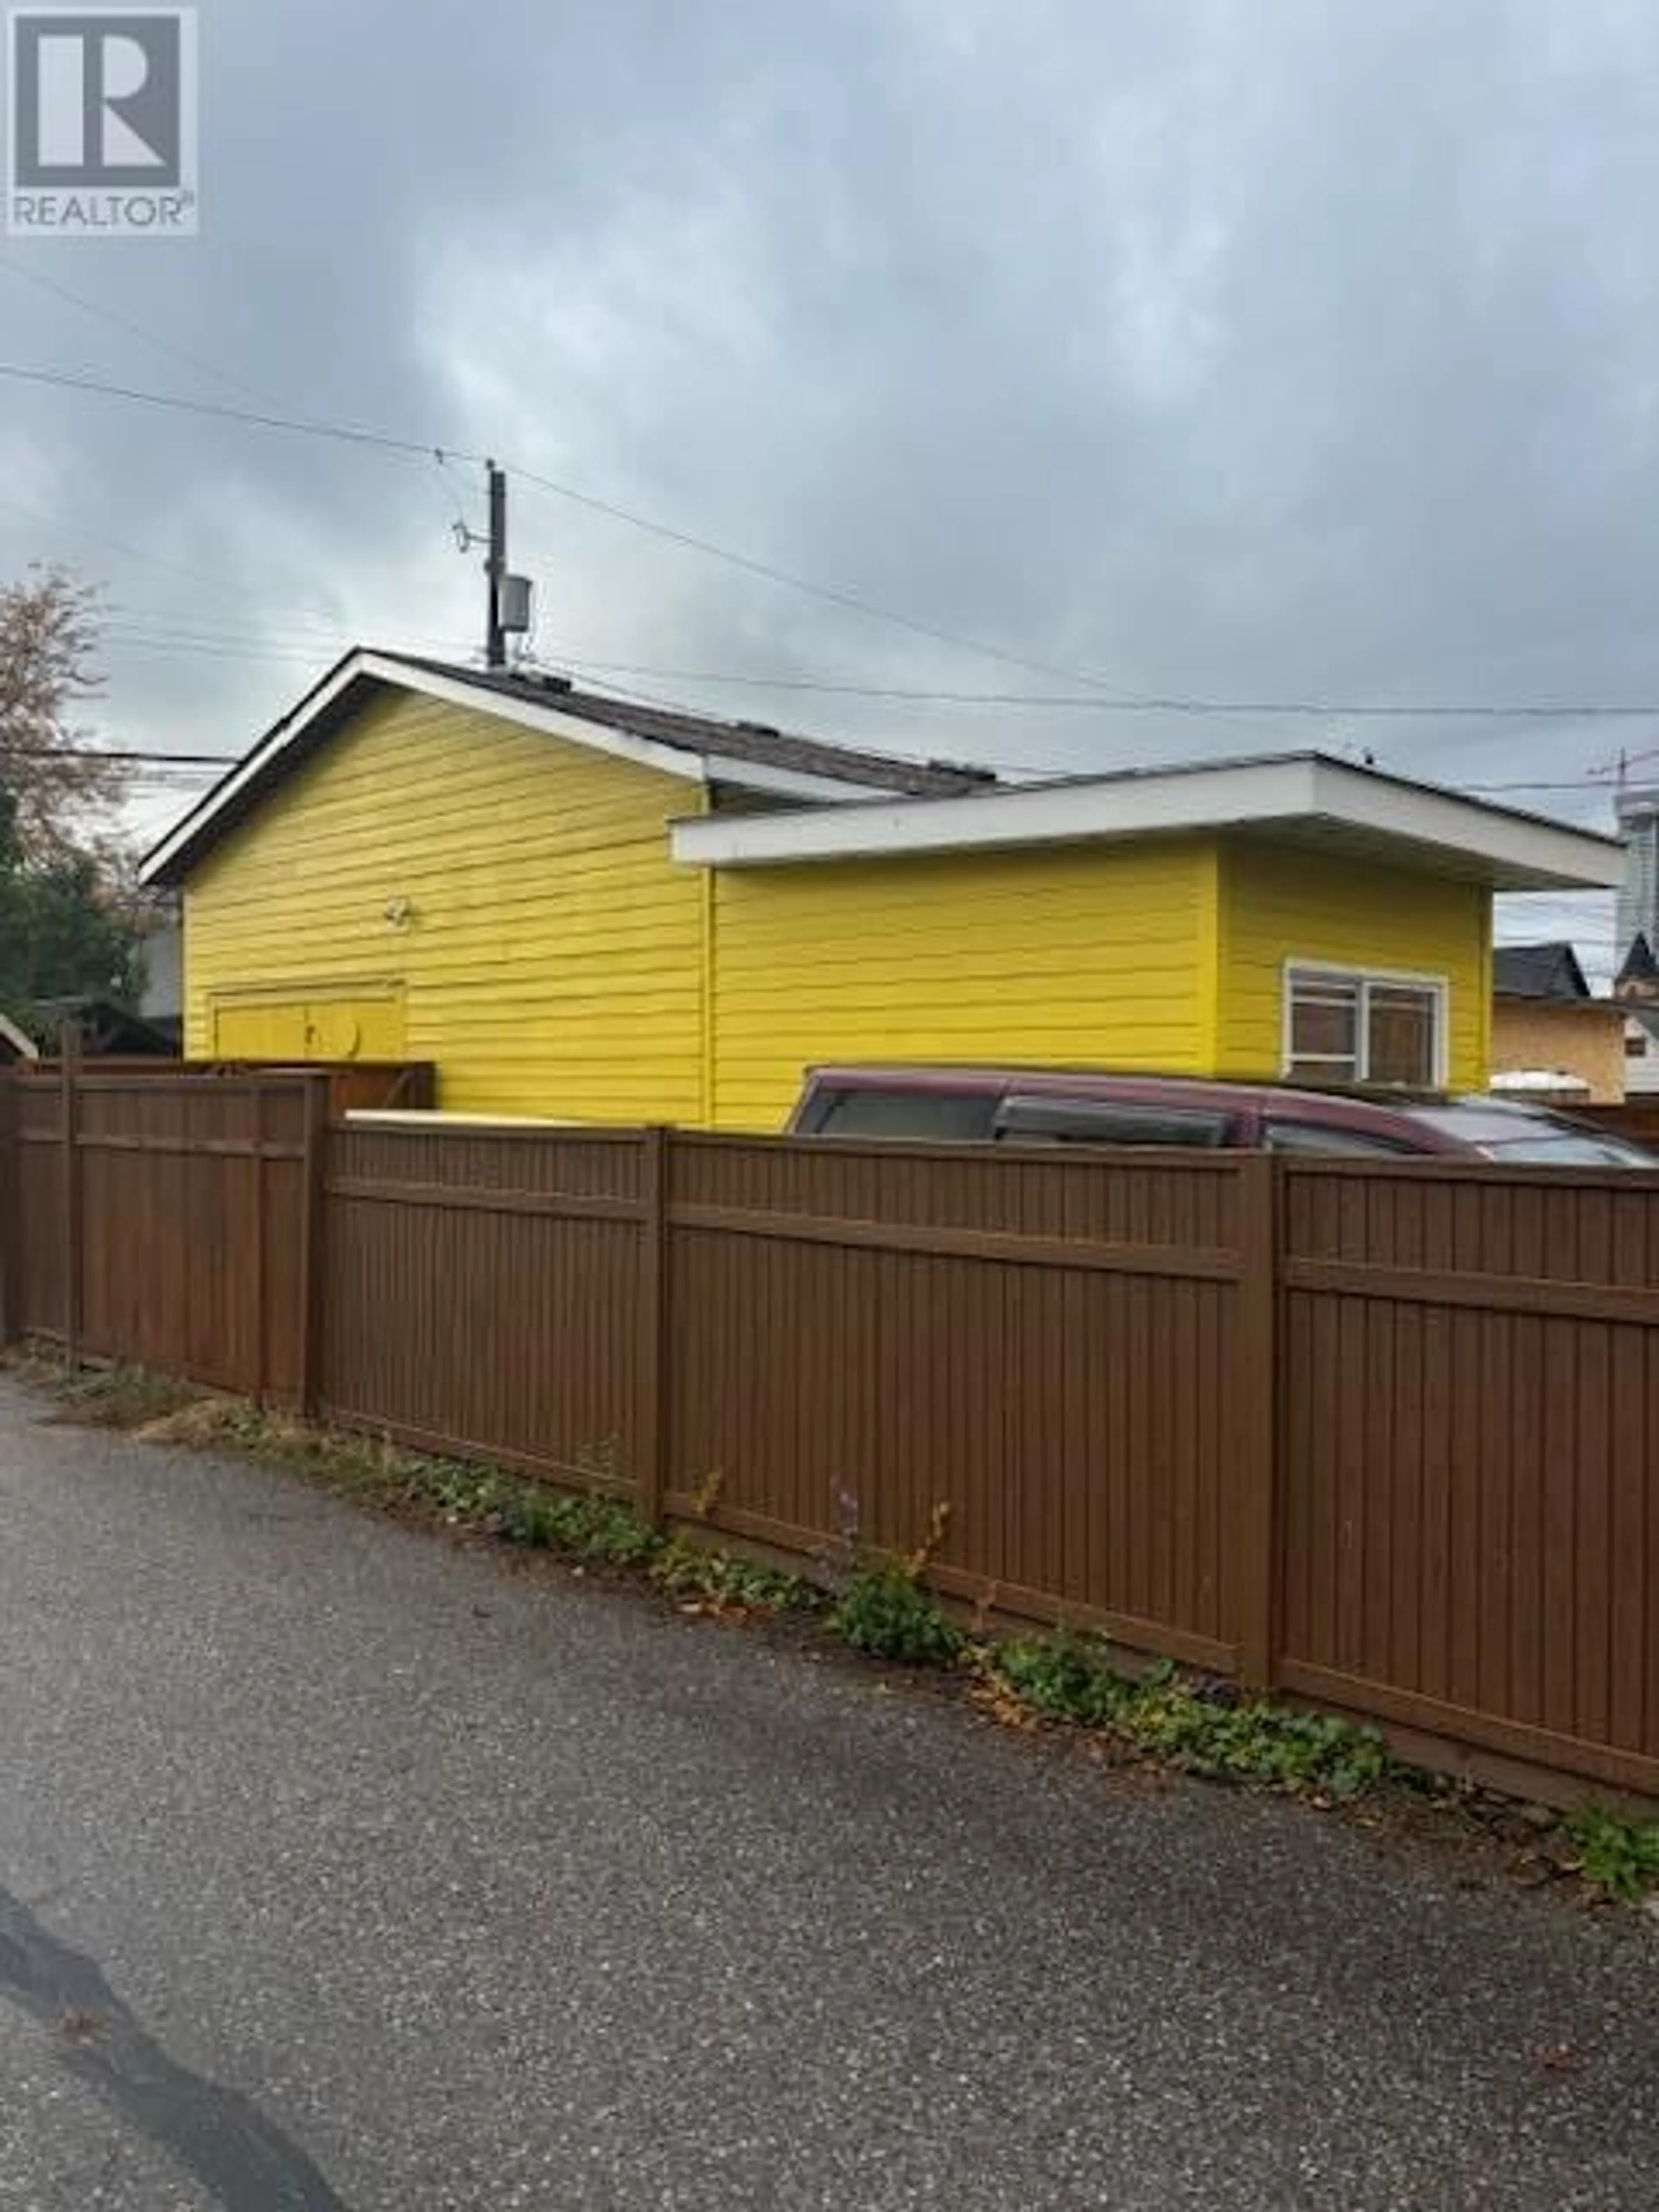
[59,1024,82,1368]
[0,1070,16,1345]
[636,1124,669,1528]
[251,1078,268,1408]
[1234,1152,1281,1690]
[296,1074,329,1418]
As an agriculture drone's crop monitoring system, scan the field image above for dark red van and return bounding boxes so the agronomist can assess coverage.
[788,1066,1659,1164]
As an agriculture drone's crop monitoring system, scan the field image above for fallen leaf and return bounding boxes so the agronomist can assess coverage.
[1537,2043,1586,2075]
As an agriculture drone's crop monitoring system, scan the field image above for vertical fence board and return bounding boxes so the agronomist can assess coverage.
[1278,1158,1659,1796]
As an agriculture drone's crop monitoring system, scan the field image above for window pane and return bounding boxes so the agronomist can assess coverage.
[997,1098,1231,1147]
[1290,981,1358,1062]
[1367,985,1436,1086]
[815,1089,998,1139]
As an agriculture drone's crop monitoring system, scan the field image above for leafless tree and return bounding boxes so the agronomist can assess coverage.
[0,566,129,858]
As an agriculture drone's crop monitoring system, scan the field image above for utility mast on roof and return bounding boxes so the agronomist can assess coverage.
[482,461,533,669]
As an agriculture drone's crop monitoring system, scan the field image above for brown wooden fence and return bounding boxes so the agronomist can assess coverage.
[1573,1100,1659,1146]
[4,1068,1658,1806]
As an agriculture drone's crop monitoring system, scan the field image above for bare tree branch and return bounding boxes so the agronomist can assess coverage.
[0,566,129,858]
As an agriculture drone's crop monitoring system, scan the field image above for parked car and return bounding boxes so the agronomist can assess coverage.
[788,1065,1659,1164]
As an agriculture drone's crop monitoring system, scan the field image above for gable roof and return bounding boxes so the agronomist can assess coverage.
[1492,941,1592,1000]
[1615,931,1659,996]
[140,648,997,887]
[669,750,1626,892]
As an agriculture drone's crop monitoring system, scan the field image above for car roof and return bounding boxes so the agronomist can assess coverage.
[802,1063,1454,1119]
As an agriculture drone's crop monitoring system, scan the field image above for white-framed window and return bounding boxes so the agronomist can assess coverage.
[1282,963,1447,1087]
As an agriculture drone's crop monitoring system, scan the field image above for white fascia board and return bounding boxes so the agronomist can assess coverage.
[363,657,712,785]
[670,757,1321,868]
[140,649,712,885]
[141,654,364,884]
[669,752,1625,892]
[1304,759,1625,890]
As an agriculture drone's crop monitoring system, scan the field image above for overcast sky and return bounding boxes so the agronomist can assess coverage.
[3,0,1656,958]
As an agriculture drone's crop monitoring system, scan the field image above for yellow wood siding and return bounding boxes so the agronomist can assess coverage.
[210,984,407,1060]
[709,841,1217,1129]
[183,690,706,1119]
[1217,843,1488,1087]
[180,680,1500,1124]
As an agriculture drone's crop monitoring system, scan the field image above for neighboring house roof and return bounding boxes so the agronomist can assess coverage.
[1615,931,1659,998]
[34,997,179,1056]
[1492,942,1592,999]
[670,751,1625,892]
[1625,1005,1659,1042]
[140,648,995,887]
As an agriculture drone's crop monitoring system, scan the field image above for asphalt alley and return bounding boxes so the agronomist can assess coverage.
[0,1376,1653,2210]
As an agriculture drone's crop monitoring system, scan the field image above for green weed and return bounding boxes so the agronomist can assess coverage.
[988,1638,1391,1801]
[822,1491,962,1665]
[652,1533,816,1612]
[494,1482,661,1567]
[993,1632,1131,1725]
[1565,1805,1659,1903]
[830,1555,962,1665]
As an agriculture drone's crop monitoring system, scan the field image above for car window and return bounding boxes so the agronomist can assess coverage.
[810,1087,999,1140]
[1405,1105,1658,1166]
[1263,1118,1424,1158]
[995,1096,1232,1147]
[1475,1134,1659,1166]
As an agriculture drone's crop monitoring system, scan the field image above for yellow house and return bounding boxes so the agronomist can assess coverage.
[141,651,1624,1126]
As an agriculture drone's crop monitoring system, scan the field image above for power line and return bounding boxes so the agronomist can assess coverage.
[0,257,277,405]
[529,639,1659,726]
[0,358,1174,699]
[0,494,379,632]
[11,353,1659,725]
[103,614,475,657]
[508,482,1148,702]
[0,357,486,465]
[0,742,234,765]
[1462,779,1617,794]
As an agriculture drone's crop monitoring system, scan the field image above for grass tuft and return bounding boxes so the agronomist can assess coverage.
[47,1362,200,1431]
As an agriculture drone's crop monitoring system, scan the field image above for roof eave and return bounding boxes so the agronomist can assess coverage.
[668,753,1624,893]
[138,648,928,887]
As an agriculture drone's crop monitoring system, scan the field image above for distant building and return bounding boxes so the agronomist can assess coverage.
[1615,785,1659,956]
[136,909,183,1053]
[1490,942,1627,1103]
[1614,931,1659,1096]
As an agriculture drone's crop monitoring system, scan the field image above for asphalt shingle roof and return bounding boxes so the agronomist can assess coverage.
[382,654,998,800]
[1492,941,1591,1000]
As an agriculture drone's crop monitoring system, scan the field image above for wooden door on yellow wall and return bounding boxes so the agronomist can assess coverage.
[211,987,406,1062]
